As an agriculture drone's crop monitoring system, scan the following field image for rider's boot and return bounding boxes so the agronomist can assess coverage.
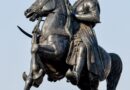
[66,43,86,85]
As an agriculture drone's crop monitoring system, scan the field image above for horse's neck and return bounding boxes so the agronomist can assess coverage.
[53,0,67,15]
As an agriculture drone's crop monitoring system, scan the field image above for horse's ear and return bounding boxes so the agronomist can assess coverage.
[23,72,27,81]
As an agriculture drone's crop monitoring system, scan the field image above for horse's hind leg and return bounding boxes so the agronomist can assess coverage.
[78,80,99,90]
[77,72,99,90]
[107,53,122,90]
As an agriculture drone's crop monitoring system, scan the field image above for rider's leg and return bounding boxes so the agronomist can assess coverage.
[66,42,86,85]
[38,35,69,60]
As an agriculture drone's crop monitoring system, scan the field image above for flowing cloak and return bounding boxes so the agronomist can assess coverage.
[66,23,111,81]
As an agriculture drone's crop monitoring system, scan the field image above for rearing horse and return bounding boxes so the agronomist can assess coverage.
[22,0,70,90]
[19,0,123,90]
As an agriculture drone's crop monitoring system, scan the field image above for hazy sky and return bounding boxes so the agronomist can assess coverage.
[0,0,129,90]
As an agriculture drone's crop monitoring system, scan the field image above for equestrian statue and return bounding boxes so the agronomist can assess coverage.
[18,0,123,90]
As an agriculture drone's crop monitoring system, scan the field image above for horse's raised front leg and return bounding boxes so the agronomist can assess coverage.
[23,34,45,90]
[23,53,45,90]
[38,35,69,60]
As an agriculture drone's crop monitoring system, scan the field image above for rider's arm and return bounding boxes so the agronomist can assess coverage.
[40,0,56,15]
[75,0,100,23]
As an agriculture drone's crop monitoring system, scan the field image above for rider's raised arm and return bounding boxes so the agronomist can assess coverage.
[40,0,56,15]
[74,0,100,23]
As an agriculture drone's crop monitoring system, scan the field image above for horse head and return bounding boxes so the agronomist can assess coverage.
[25,0,50,21]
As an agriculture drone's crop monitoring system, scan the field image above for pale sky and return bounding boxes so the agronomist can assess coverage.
[0,0,129,90]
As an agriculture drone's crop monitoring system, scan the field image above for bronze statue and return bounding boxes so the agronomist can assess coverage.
[18,0,123,90]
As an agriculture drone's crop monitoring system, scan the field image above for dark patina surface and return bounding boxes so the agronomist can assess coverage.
[18,0,122,90]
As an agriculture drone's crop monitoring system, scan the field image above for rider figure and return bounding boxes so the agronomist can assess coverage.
[66,0,104,85]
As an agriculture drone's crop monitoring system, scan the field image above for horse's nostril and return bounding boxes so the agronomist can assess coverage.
[27,9,32,12]
[25,9,31,15]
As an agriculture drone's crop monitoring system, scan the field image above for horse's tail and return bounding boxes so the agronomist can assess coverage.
[107,53,123,90]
